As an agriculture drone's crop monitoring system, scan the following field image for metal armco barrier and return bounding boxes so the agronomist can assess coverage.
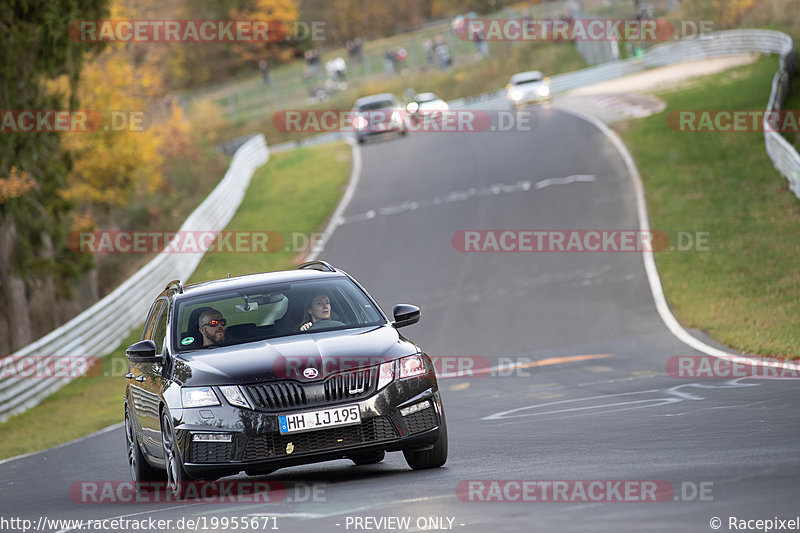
[0,135,269,423]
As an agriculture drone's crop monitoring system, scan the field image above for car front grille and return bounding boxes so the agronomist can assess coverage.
[244,368,378,412]
[241,416,397,461]
[324,368,376,402]
[188,441,233,463]
[403,406,438,434]
[246,381,307,410]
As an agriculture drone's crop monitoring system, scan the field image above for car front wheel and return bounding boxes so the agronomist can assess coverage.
[161,410,192,499]
[403,413,448,470]
[125,404,165,491]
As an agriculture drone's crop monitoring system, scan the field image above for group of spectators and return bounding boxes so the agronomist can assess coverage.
[257,28,461,92]
[300,48,349,99]
[422,35,452,70]
[385,34,453,76]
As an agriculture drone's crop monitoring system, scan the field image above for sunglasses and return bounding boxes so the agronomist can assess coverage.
[200,318,226,328]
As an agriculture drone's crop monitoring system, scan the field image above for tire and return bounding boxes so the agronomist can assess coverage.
[161,410,193,499]
[124,404,165,491]
[399,129,407,136]
[357,136,365,144]
[350,450,386,465]
[403,413,448,470]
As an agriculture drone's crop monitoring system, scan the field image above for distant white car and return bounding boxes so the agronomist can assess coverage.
[506,71,551,108]
[407,92,449,113]
[406,92,449,125]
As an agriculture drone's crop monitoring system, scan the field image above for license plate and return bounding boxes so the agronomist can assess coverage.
[278,404,361,435]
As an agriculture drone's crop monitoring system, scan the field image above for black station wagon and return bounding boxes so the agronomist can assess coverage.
[124,261,447,498]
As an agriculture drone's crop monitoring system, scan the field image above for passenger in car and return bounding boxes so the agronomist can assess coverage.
[198,308,228,347]
[299,292,332,331]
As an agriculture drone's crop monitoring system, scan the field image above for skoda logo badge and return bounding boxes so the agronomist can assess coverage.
[303,367,319,379]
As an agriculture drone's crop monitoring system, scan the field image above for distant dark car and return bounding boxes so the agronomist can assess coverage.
[124,261,446,498]
[352,93,407,144]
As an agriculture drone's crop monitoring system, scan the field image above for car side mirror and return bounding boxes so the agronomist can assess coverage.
[392,304,420,328]
[126,339,161,363]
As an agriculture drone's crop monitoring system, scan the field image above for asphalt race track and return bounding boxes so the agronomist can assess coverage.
[1,106,798,533]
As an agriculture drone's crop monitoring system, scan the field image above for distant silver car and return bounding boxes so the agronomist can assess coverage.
[352,93,406,144]
[506,71,551,108]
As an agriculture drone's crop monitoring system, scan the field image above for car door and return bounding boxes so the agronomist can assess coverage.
[130,297,170,457]
[128,298,162,439]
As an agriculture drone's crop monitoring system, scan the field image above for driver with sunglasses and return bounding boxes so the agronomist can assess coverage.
[198,308,228,347]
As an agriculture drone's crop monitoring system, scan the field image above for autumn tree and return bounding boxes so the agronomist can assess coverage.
[0,0,108,354]
[60,1,167,214]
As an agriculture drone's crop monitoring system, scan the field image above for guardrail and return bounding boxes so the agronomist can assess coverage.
[451,30,800,196]
[0,135,270,423]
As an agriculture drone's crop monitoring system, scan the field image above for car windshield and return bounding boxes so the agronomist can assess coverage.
[174,278,385,352]
[358,100,396,111]
[416,93,438,103]
[511,74,543,85]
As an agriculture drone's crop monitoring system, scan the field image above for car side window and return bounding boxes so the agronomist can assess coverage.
[153,300,169,353]
[142,300,164,341]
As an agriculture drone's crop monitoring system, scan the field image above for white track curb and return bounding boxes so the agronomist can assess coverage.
[560,107,800,372]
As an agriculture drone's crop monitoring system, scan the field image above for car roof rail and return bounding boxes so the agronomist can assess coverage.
[297,260,337,273]
[165,279,184,293]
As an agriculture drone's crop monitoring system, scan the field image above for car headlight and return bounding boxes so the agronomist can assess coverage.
[353,116,368,129]
[538,85,550,96]
[406,101,419,113]
[181,386,220,408]
[399,354,426,379]
[377,360,395,390]
[376,354,426,390]
[509,89,524,101]
[220,385,251,409]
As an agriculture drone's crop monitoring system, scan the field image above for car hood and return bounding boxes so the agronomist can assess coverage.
[174,325,418,386]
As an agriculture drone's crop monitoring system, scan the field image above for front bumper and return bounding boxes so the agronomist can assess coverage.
[507,91,552,107]
[172,375,443,479]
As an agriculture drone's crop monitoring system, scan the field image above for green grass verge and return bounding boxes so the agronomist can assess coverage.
[621,55,800,358]
[0,142,352,460]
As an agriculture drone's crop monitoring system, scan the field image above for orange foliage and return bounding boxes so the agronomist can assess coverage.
[0,167,36,203]
[230,0,299,62]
